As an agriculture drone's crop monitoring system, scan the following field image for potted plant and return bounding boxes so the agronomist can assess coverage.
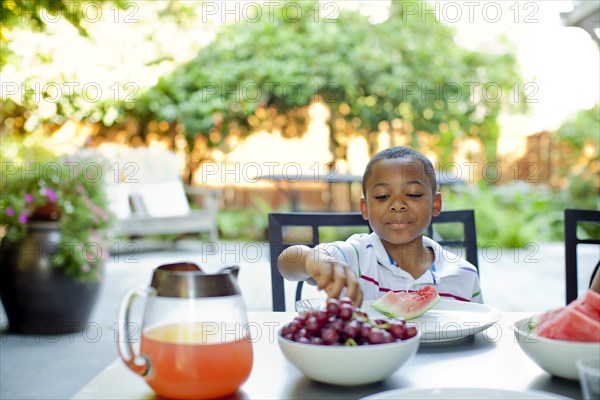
[0,134,113,334]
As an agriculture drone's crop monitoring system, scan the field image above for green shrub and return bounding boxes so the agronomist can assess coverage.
[216,197,272,241]
[441,182,567,248]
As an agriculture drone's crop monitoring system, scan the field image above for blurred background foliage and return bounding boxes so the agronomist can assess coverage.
[128,0,526,166]
[1,0,598,247]
[553,103,600,213]
[442,183,566,248]
[0,0,126,68]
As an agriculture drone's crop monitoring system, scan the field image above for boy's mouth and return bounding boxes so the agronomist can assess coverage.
[386,220,412,229]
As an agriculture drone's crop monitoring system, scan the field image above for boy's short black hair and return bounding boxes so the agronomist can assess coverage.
[362,146,437,195]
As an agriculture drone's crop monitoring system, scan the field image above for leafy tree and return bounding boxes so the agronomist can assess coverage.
[1,0,201,132]
[1,0,123,131]
[1,0,126,67]
[130,0,527,164]
[554,103,600,212]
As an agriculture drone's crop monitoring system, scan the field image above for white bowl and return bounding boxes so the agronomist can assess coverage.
[277,328,421,386]
[514,316,600,380]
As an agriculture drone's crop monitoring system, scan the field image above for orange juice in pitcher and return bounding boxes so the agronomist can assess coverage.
[141,322,253,399]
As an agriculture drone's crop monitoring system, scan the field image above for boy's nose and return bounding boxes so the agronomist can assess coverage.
[389,199,408,212]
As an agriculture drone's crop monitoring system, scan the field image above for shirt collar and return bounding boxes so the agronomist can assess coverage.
[370,234,461,279]
[422,236,461,278]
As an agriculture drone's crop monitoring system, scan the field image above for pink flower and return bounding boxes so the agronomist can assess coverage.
[44,188,57,202]
[24,194,33,203]
[18,213,28,224]
[83,196,108,222]
[82,264,91,273]
[6,207,14,217]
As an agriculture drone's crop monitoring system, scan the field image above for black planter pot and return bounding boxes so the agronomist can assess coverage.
[0,221,102,334]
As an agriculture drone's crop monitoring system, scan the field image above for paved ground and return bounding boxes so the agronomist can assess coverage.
[1,240,598,400]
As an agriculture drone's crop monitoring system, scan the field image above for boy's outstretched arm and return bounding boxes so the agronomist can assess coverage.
[277,245,363,305]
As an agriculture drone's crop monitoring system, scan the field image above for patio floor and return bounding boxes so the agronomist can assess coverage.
[1,239,598,400]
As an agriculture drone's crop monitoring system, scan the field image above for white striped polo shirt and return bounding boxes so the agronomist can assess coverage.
[315,233,483,303]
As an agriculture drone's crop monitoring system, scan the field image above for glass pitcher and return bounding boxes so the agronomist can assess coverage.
[117,262,253,400]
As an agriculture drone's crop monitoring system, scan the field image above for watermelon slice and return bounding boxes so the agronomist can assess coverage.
[530,289,600,342]
[371,285,441,320]
[537,307,600,342]
[575,289,600,322]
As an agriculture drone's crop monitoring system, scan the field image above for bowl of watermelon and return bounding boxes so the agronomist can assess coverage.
[514,290,600,380]
[278,297,421,385]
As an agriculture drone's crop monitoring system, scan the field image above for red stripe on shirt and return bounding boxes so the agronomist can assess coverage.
[438,293,470,302]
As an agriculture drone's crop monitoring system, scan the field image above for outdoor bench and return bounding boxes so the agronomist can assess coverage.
[102,147,219,242]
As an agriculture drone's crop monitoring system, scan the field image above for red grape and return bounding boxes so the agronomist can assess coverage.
[404,325,418,339]
[321,327,340,344]
[338,303,354,320]
[388,321,406,339]
[342,320,362,339]
[305,316,320,334]
[360,322,373,339]
[339,296,353,306]
[327,319,344,333]
[286,320,301,335]
[368,328,387,344]
[314,310,329,325]
[381,330,395,343]
[309,337,325,345]
[294,328,310,341]
[294,315,307,326]
[326,298,340,316]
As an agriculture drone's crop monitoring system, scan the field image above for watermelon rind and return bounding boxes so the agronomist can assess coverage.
[373,308,398,319]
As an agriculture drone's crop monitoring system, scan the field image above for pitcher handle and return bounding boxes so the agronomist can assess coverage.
[117,285,151,376]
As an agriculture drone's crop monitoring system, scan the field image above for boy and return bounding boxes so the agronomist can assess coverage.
[277,146,482,306]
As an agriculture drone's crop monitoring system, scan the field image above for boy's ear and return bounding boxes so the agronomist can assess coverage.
[432,192,442,217]
[360,198,369,220]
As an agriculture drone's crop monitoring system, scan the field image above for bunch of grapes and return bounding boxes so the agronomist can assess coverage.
[281,297,418,346]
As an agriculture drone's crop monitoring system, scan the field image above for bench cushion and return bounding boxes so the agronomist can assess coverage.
[136,181,191,217]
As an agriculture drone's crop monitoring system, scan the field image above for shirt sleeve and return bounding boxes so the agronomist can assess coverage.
[314,234,364,276]
[470,274,484,304]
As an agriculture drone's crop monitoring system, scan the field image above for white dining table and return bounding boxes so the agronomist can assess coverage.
[72,311,582,400]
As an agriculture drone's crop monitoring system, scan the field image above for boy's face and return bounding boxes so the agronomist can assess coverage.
[360,157,441,246]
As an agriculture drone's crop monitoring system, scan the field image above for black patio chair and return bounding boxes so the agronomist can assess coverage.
[564,208,600,304]
[268,210,478,311]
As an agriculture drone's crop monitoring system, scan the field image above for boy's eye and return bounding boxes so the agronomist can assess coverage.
[374,194,389,200]
[407,193,424,198]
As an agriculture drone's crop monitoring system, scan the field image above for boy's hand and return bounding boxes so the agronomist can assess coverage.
[305,257,363,307]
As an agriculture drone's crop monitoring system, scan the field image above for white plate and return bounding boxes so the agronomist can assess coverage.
[361,387,570,399]
[364,299,502,343]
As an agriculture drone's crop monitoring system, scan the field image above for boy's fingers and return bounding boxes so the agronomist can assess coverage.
[313,262,332,290]
[310,260,362,303]
[323,263,341,297]
[343,272,361,304]
[324,263,346,299]
[355,290,364,308]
